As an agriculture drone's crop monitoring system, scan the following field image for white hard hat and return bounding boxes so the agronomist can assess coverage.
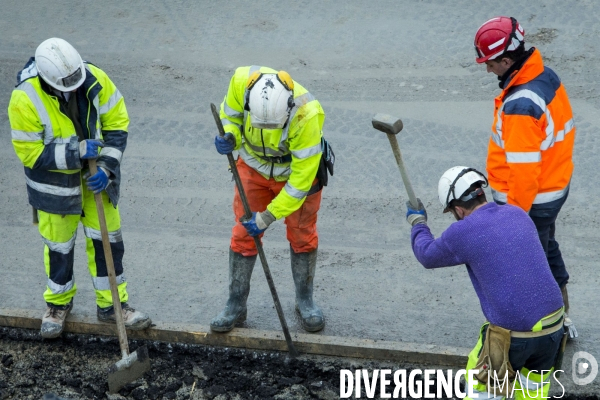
[438,166,488,212]
[35,38,86,92]
[246,71,294,129]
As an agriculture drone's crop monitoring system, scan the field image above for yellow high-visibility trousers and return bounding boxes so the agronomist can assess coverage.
[38,182,128,309]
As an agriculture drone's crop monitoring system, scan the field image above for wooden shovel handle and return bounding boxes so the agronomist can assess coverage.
[88,158,130,358]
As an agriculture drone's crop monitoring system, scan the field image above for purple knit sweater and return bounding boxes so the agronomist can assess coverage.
[411,202,563,331]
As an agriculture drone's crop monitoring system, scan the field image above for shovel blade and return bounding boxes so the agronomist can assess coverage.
[107,345,151,393]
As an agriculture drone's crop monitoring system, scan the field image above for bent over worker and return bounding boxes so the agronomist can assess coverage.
[212,66,328,333]
[8,38,150,338]
[474,16,577,338]
[406,167,565,400]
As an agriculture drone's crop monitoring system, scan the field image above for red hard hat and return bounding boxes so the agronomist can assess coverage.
[474,16,525,63]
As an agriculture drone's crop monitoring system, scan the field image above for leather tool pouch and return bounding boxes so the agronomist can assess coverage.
[475,324,516,396]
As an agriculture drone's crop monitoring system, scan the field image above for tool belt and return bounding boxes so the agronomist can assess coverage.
[475,308,564,396]
[511,308,564,338]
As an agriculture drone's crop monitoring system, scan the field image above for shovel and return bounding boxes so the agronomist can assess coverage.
[88,159,151,392]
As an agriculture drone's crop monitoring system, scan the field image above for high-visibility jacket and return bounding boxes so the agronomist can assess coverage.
[8,58,128,215]
[220,66,325,219]
[487,49,575,212]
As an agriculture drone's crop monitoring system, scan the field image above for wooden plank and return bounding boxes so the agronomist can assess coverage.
[0,308,469,366]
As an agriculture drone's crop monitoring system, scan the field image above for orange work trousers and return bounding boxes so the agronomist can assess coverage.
[231,158,322,256]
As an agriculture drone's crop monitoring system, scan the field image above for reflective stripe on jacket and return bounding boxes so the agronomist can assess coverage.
[487,49,575,212]
[8,58,128,214]
[220,66,325,219]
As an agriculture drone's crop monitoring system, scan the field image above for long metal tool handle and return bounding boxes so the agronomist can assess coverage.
[210,103,298,358]
[386,134,419,208]
[89,159,130,360]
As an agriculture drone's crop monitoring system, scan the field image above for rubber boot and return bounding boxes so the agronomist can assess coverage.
[210,249,256,332]
[561,284,578,339]
[291,247,325,332]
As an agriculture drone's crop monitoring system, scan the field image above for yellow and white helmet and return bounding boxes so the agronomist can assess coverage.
[245,71,295,129]
[438,166,488,212]
[35,38,86,92]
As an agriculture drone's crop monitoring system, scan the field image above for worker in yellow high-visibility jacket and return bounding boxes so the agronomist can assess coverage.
[211,66,332,333]
[8,38,151,338]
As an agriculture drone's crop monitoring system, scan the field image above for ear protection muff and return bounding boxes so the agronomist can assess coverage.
[244,70,295,112]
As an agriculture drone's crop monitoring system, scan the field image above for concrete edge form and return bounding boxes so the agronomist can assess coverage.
[0,308,469,367]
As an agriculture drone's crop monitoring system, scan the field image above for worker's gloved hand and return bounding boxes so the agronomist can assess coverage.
[79,139,104,159]
[563,315,578,339]
[406,199,427,226]
[86,167,109,194]
[214,133,235,155]
[241,210,276,237]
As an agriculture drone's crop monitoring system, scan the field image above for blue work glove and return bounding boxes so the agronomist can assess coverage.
[86,167,109,194]
[241,210,276,237]
[214,133,235,154]
[79,139,104,159]
[406,199,427,226]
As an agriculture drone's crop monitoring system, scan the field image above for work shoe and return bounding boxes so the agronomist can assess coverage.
[97,303,152,330]
[210,249,257,332]
[291,247,325,332]
[41,301,73,339]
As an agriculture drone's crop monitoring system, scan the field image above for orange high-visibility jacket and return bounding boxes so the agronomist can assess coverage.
[487,49,575,212]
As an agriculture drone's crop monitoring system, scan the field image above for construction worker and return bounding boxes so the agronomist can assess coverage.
[211,66,331,333]
[8,38,151,338]
[474,17,577,338]
[406,166,565,400]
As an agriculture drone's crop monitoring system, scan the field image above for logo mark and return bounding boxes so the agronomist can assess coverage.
[572,351,598,386]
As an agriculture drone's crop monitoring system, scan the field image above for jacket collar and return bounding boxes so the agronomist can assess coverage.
[16,57,37,86]
[16,58,100,99]
[501,48,544,91]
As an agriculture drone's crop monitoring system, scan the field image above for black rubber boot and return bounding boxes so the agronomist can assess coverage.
[210,249,256,332]
[291,247,325,332]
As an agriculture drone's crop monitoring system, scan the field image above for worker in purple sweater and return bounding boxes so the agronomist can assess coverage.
[406,166,565,400]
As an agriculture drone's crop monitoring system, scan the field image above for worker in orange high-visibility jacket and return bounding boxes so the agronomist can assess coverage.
[211,66,333,334]
[474,16,577,339]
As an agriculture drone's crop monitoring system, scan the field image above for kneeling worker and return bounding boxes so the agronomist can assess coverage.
[406,166,564,399]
